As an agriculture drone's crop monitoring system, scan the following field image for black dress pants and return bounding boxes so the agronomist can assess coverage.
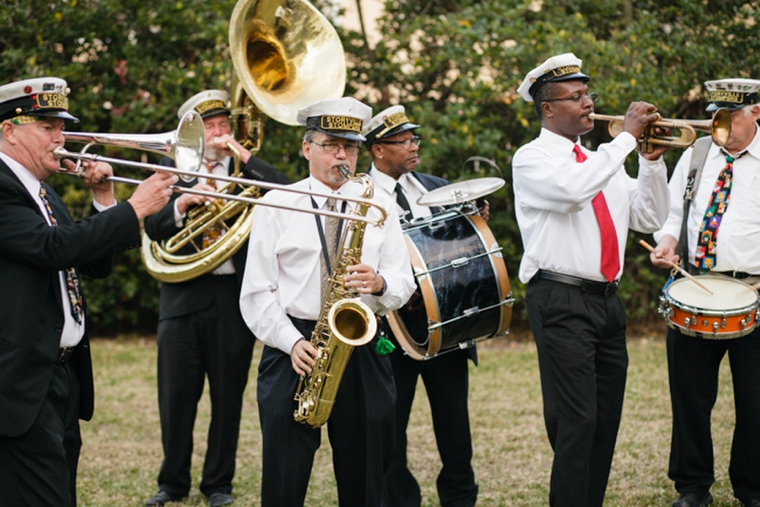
[256,317,396,507]
[155,276,254,498]
[381,344,477,507]
[0,360,81,507]
[526,277,628,507]
[667,326,760,503]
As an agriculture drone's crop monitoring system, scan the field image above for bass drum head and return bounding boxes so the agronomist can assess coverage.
[387,210,512,360]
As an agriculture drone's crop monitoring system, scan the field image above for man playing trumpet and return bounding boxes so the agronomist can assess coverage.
[512,53,671,507]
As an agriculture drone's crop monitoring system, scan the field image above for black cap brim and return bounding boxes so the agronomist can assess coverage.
[29,110,79,123]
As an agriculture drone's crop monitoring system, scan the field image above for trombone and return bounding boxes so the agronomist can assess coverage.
[54,131,387,227]
[589,108,731,152]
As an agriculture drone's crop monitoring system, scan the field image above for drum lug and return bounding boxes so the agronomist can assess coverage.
[451,257,470,268]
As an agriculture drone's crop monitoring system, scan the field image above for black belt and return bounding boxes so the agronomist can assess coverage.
[56,347,77,364]
[536,270,619,296]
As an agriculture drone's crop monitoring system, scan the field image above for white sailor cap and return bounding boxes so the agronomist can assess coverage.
[517,53,590,102]
[0,77,78,123]
[361,105,420,147]
[296,97,372,142]
[704,78,760,112]
[177,89,231,120]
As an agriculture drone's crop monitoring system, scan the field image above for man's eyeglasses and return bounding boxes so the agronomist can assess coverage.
[543,92,600,104]
[310,141,361,155]
[375,136,422,148]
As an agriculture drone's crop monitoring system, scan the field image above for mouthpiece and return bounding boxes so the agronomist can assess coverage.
[337,165,351,178]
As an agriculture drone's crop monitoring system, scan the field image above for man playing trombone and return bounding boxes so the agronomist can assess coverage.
[239,97,415,507]
[0,76,176,507]
[648,78,760,507]
[143,90,289,507]
[512,53,671,507]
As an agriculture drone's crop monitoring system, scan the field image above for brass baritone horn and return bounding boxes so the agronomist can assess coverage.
[589,108,731,152]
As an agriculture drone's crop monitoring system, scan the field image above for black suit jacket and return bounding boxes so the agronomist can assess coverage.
[366,167,478,363]
[0,160,142,437]
[144,154,290,320]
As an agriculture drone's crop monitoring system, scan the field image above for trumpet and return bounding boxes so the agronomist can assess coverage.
[589,108,731,152]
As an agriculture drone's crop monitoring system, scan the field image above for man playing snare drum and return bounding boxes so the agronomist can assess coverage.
[363,105,489,507]
[649,78,760,507]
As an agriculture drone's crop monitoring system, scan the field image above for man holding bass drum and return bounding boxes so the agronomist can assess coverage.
[364,105,511,507]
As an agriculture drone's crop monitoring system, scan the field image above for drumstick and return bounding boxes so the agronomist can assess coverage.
[639,240,714,295]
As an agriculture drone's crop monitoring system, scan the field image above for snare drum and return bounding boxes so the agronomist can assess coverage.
[659,274,759,339]
[386,210,513,359]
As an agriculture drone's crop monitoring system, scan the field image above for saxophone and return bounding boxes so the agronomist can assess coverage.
[293,168,379,428]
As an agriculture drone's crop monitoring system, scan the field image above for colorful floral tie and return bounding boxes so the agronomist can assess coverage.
[574,145,620,283]
[39,186,84,323]
[695,153,737,272]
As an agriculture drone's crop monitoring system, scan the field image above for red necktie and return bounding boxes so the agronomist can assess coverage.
[574,145,620,283]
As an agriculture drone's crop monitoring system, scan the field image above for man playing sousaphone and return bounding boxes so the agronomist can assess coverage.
[143,90,289,507]
[648,78,760,507]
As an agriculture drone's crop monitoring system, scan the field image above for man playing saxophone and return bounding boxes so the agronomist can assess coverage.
[239,97,415,507]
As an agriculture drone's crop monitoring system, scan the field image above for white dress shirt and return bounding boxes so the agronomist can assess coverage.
[239,175,416,354]
[512,128,670,284]
[370,164,433,220]
[654,126,760,273]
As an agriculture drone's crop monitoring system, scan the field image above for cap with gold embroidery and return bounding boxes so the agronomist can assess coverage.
[297,97,371,142]
[704,78,760,112]
[517,53,590,102]
[0,77,78,123]
[362,105,420,147]
[177,90,231,120]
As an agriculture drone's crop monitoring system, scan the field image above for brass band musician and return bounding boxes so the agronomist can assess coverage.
[143,90,289,507]
[238,97,415,507]
[648,78,760,507]
[512,53,670,507]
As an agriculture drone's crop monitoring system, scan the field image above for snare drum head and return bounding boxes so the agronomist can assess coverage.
[666,275,758,310]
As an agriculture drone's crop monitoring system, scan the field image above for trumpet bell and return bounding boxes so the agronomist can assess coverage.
[229,0,346,126]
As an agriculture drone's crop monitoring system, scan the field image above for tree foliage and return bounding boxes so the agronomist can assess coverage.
[1,0,758,333]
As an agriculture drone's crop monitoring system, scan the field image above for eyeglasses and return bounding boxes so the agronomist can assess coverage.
[375,136,422,148]
[543,92,600,104]
[310,141,361,155]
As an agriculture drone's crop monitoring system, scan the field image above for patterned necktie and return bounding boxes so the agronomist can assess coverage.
[39,186,84,323]
[320,198,340,295]
[395,182,413,220]
[695,152,739,272]
[574,145,620,283]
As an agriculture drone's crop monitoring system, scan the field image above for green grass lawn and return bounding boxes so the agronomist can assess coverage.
[77,335,741,506]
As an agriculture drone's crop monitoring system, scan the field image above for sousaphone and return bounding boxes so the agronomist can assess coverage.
[142,0,346,282]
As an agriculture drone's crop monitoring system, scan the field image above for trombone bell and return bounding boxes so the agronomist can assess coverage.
[63,111,205,176]
[589,108,732,152]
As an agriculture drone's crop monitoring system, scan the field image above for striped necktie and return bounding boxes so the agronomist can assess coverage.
[574,145,620,283]
[39,186,84,323]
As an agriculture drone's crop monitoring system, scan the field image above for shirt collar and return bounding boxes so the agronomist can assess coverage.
[0,151,41,199]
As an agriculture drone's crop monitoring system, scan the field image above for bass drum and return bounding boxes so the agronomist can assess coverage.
[387,209,513,360]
